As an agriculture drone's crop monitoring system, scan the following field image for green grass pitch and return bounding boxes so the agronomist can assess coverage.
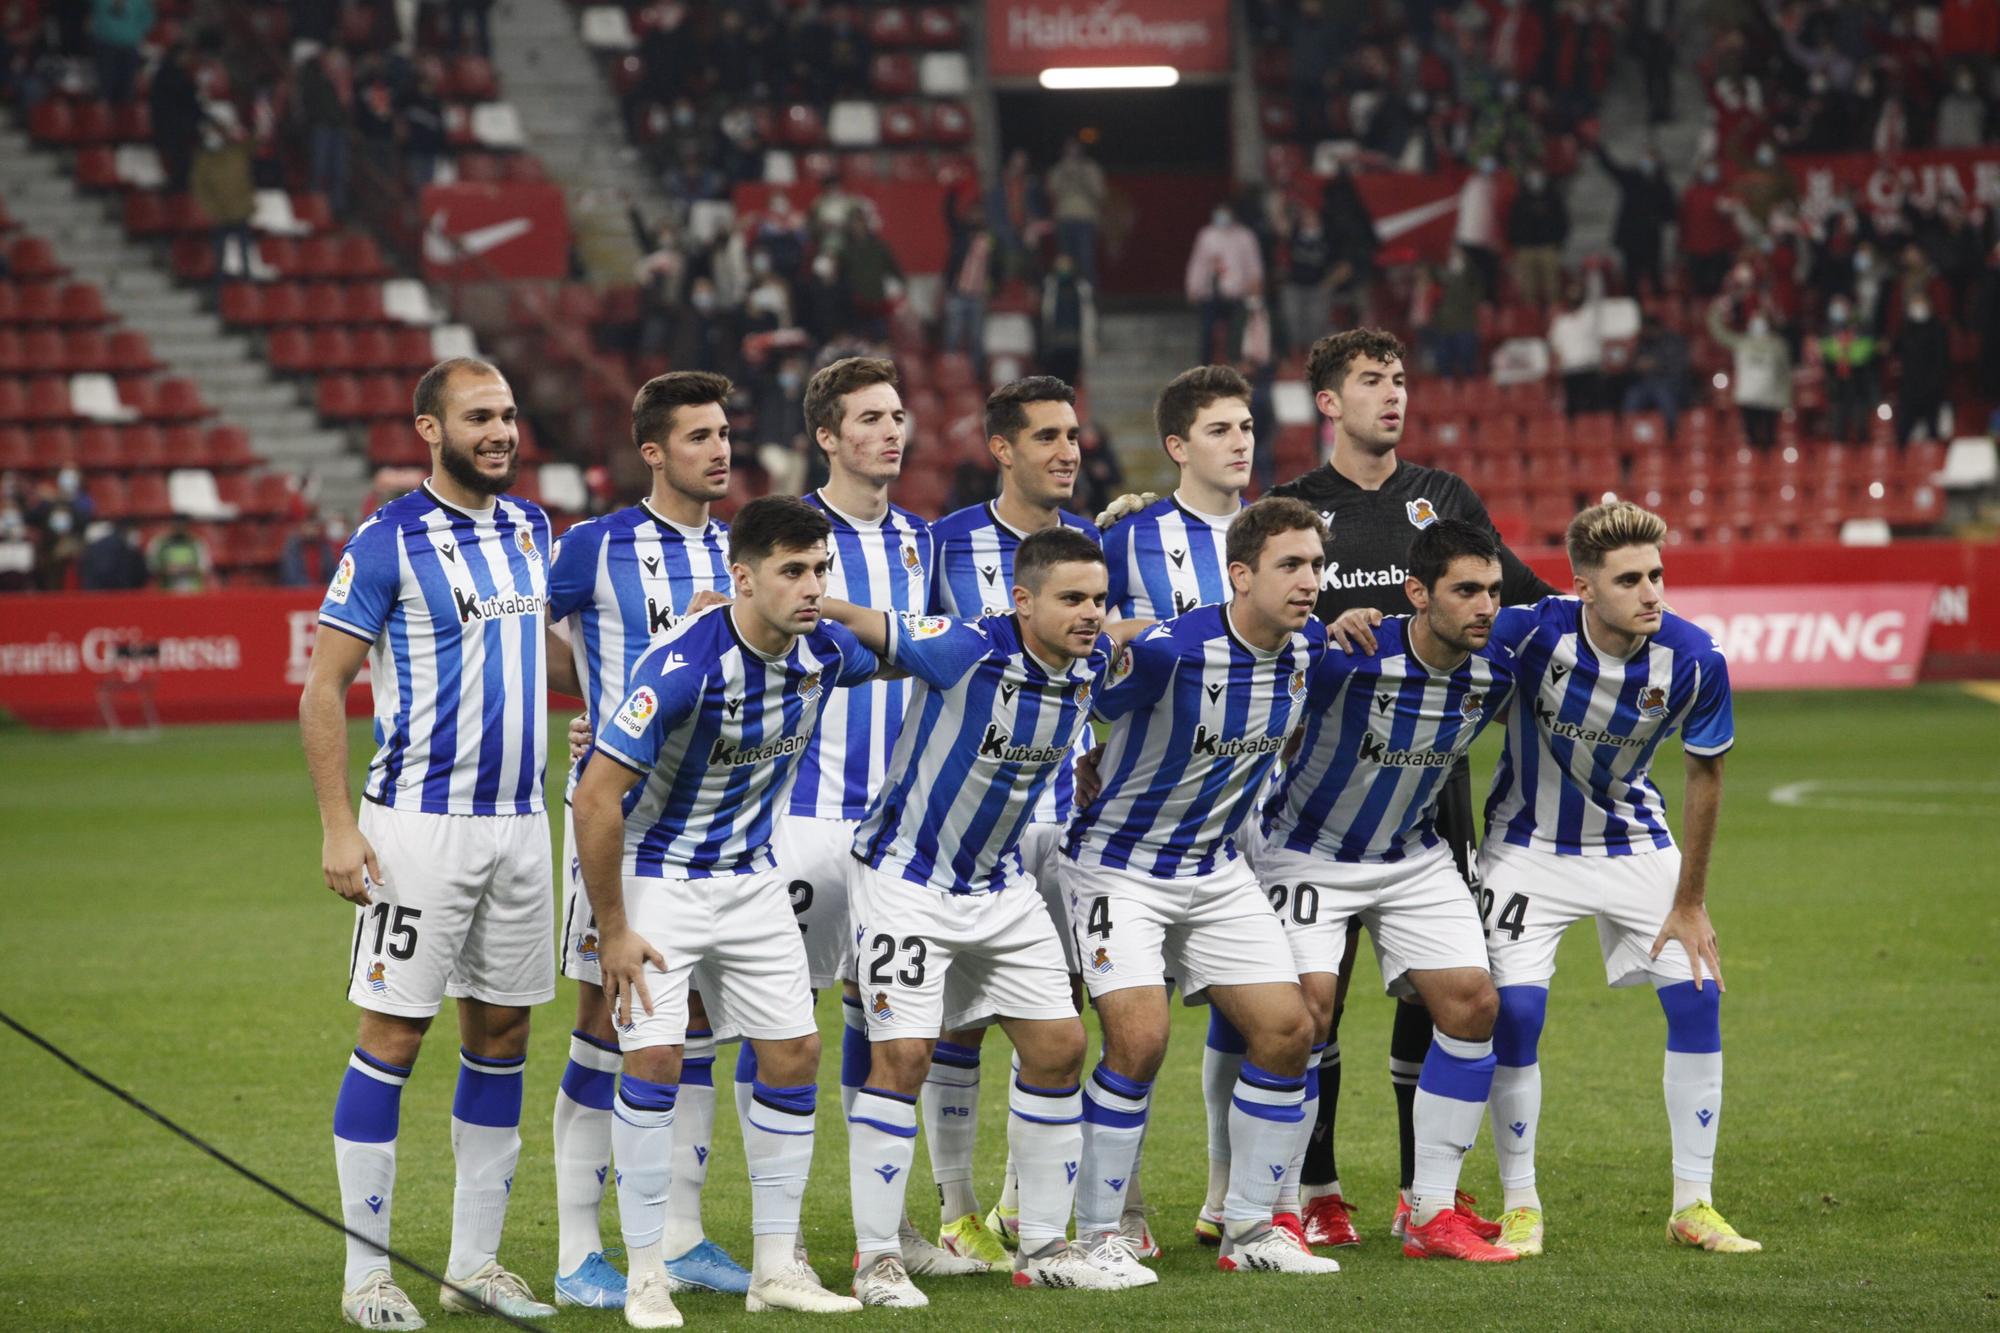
[2,686,1997,1330]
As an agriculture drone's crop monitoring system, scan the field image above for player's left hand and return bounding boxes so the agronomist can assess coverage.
[1651,902,1724,992]
[1075,744,1105,806]
[684,589,731,616]
[567,715,593,765]
[1328,607,1383,654]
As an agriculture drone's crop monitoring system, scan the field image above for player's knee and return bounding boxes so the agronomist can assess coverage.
[1656,980,1722,1053]
[1099,1022,1169,1082]
[1020,1020,1086,1086]
[756,1033,822,1087]
[866,1038,932,1094]
[357,1011,428,1068]
[1492,984,1549,1067]
[623,1044,682,1086]
[574,983,618,1043]
[1248,1003,1315,1075]
[1439,979,1499,1042]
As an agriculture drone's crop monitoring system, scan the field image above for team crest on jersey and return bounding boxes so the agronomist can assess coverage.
[799,670,823,702]
[1288,669,1308,702]
[901,542,922,573]
[871,991,896,1022]
[579,932,599,962]
[366,961,387,995]
[1639,685,1669,719]
[1088,946,1114,975]
[1075,681,1092,709]
[1406,498,1439,528]
[326,552,356,605]
[1460,690,1484,722]
[901,614,952,640]
[613,685,659,737]
[515,528,540,560]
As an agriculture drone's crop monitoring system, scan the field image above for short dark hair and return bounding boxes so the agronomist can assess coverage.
[1305,328,1405,396]
[802,356,898,448]
[1014,526,1106,592]
[728,495,831,566]
[632,370,733,451]
[1226,496,1330,570]
[984,375,1076,444]
[413,357,503,421]
[1154,365,1252,448]
[1407,517,1500,590]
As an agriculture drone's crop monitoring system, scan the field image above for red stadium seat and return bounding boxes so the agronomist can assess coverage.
[126,472,172,518]
[0,329,18,373]
[291,194,334,233]
[108,329,158,373]
[113,100,151,143]
[75,146,120,189]
[9,236,63,280]
[928,102,972,145]
[368,421,427,467]
[160,424,204,466]
[390,326,434,370]
[26,376,70,422]
[19,328,63,374]
[914,5,960,45]
[448,55,498,101]
[266,326,313,372]
[295,234,340,278]
[123,425,167,470]
[871,53,918,96]
[315,327,360,371]
[219,282,265,326]
[263,283,308,327]
[91,474,131,518]
[869,6,914,46]
[341,283,386,324]
[349,327,395,371]
[153,377,208,421]
[0,426,30,471]
[203,425,257,469]
[357,375,405,419]
[880,103,924,146]
[64,329,112,374]
[73,100,118,144]
[258,235,301,277]
[75,424,122,470]
[124,192,172,236]
[338,232,389,279]
[0,381,24,422]
[779,104,827,147]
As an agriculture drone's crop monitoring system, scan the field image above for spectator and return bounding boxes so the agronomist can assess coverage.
[1453,157,1503,300]
[631,217,686,356]
[1185,202,1264,363]
[1318,162,1380,326]
[1423,245,1485,380]
[1731,142,1797,231]
[149,43,201,193]
[1075,418,1124,521]
[1590,136,1676,297]
[1976,242,2000,413]
[754,356,812,492]
[1045,138,1107,287]
[1813,296,1880,444]
[446,0,494,56]
[0,501,35,592]
[1040,251,1094,389]
[1279,207,1334,356]
[1892,295,1951,445]
[986,148,1047,282]
[1636,0,1677,124]
[82,520,151,589]
[296,47,350,217]
[943,221,996,375]
[191,100,255,281]
[28,475,89,591]
[1679,160,1737,296]
[835,211,903,341]
[1549,282,1608,415]
[1622,312,1692,438]
[398,61,445,189]
[91,0,152,104]
[755,194,810,285]
[1507,166,1568,307]
[1707,296,1792,447]
[149,520,213,593]
[279,515,341,588]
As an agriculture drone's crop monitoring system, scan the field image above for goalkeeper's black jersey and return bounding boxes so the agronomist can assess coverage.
[1271,459,1559,621]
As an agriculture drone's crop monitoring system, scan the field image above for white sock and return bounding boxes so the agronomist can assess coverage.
[742,1079,816,1278]
[1664,1049,1722,1210]
[661,1028,718,1258]
[1201,1014,1246,1213]
[1410,1033,1496,1225]
[1223,1062,1305,1239]
[333,1049,408,1290]
[839,997,869,1122]
[611,1076,677,1276]
[1489,1060,1542,1213]
[998,1054,1021,1212]
[447,1050,525,1281]
[1126,1126,1147,1212]
[1075,1065,1150,1239]
[922,1039,982,1223]
[1008,1077,1083,1251]
[553,1032,621,1273]
[848,1087,918,1262]
[1277,1043,1326,1214]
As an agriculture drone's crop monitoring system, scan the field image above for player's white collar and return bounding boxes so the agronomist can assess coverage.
[1223,602,1287,660]
[1579,607,1649,663]
[727,606,792,663]
[639,498,713,539]
[986,499,1066,540]
[1403,621,1467,677]
[423,480,496,519]
[815,489,887,531]
[1171,489,1242,526]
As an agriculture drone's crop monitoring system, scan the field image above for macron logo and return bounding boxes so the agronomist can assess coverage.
[1697,1108,1714,1127]
[874,1164,901,1184]
[1268,1164,1285,1182]
[365,1194,384,1214]
[1509,1121,1527,1138]
[1065,1161,1078,1183]
[694,1145,709,1165]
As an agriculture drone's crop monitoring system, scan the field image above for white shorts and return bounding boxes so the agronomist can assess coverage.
[1257,842,1490,997]
[1477,841,1692,989]
[850,864,1076,1038]
[1019,823,1078,972]
[769,814,861,989]
[347,802,555,1017]
[616,865,817,1052]
[1061,855,1297,1000]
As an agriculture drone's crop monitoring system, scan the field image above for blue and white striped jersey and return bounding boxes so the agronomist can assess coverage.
[1483,597,1734,857]
[546,501,731,795]
[592,606,879,879]
[786,492,935,820]
[1067,604,1324,879]
[1266,617,1517,864]
[318,482,550,816]
[928,501,1102,823]
[854,612,1112,895]
[1103,493,1239,619]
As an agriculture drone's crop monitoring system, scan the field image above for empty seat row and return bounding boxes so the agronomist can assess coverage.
[0,423,255,472]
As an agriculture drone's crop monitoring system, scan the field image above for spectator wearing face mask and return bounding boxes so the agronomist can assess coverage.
[1892,297,1951,446]
[1680,160,1737,297]
[1507,166,1568,307]
[1813,297,1879,444]
[280,514,344,588]
[1622,313,1693,439]
[1454,156,1504,301]
[1589,133,1676,298]
[1424,245,1486,381]
[0,500,39,592]
[1279,207,1333,356]
[1185,202,1264,363]
[1708,296,1792,448]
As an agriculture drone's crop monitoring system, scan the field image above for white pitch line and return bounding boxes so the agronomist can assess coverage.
[1768,779,2000,817]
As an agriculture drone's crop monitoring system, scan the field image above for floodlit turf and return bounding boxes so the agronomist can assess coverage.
[2,686,1997,1330]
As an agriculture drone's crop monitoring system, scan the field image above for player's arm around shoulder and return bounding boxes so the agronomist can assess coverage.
[1093,618,1181,720]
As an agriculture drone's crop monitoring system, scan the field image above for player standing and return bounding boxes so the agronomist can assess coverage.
[303,358,558,1327]
[544,372,748,1306]
[824,528,1151,1303]
[1478,502,1759,1257]
[1257,518,1521,1263]
[1269,328,1555,1246]
[570,497,877,1328]
[1065,496,1340,1280]
[924,376,1100,1263]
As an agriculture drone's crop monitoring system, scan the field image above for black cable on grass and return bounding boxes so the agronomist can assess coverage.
[0,1007,544,1331]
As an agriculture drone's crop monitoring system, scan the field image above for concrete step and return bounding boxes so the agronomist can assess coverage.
[211,382,305,415]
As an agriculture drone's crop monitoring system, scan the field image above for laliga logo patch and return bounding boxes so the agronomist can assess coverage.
[1460,690,1484,722]
[326,552,356,605]
[515,528,540,560]
[613,685,658,738]
[1288,668,1308,703]
[1110,647,1136,686]
[1639,685,1669,720]
[1406,497,1439,529]
[1088,946,1114,975]
[799,670,824,703]
[871,990,896,1023]
[901,614,952,640]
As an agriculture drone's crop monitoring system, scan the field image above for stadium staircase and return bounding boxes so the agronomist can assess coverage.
[1091,307,1200,496]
